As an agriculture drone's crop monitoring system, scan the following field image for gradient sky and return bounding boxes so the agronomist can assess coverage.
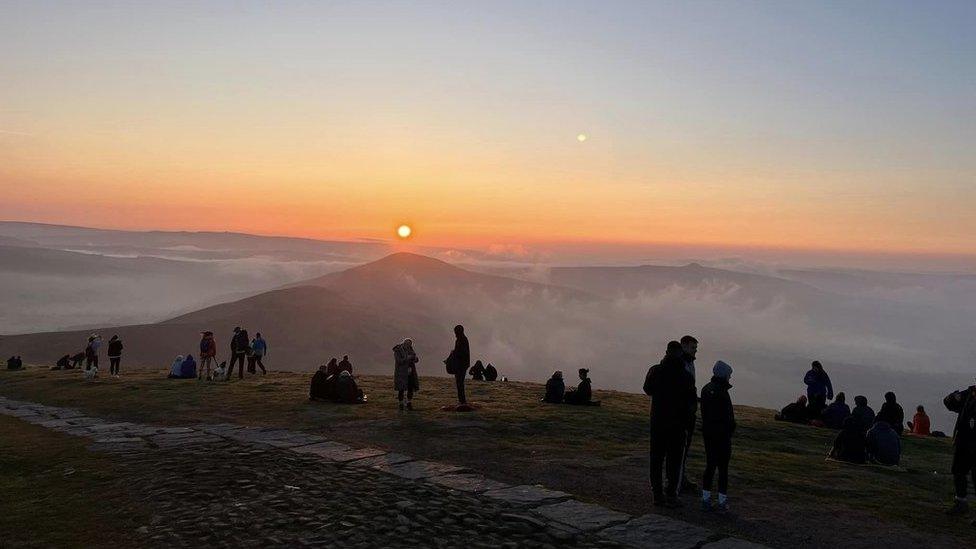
[2,1,974,255]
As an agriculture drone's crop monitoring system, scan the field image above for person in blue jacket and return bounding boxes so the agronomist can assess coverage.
[804,361,834,418]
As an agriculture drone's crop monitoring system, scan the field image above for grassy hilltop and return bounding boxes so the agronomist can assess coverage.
[1,367,972,548]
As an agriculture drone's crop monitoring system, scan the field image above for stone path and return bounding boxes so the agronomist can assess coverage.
[0,395,766,548]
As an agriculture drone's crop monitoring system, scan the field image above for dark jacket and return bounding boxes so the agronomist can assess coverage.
[335,375,361,404]
[850,404,876,433]
[876,401,905,435]
[544,376,565,403]
[944,387,976,472]
[804,369,834,400]
[337,358,353,374]
[643,352,697,432]
[450,334,470,377]
[700,376,735,438]
[866,421,901,466]
[231,330,249,354]
[310,370,330,400]
[107,339,123,357]
[484,364,498,381]
[778,402,809,424]
[565,378,592,405]
[470,361,485,380]
[830,418,866,464]
[821,401,851,429]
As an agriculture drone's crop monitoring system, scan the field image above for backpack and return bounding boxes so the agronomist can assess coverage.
[444,351,456,375]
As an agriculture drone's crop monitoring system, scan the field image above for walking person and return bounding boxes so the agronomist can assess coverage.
[644,340,698,508]
[446,325,470,405]
[198,331,217,380]
[106,335,123,376]
[944,382,976,522]
[700,361,736,512]
[804,361,834,418]
[679,334,699,493]
[250,333,268,374]
[227,327,249,380]
[393,339,419,411]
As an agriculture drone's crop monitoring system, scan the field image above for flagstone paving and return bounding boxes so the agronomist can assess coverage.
[0,396,768,548]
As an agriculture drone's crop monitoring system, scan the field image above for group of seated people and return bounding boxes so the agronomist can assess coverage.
[168,354,198,379]
[309,355,364,404]
[52,353,84,370]
[468,360,498,381]
[542,368,599,406]
[6,356,24,370]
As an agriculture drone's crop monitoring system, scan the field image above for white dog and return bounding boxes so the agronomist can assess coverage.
[83,366,98,380]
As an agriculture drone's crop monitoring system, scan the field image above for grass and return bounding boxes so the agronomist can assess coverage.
[1,366,971,547]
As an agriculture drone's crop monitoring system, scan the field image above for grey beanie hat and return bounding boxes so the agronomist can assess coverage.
[713,360,733,380]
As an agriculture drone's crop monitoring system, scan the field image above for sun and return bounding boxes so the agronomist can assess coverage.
[396,224,412,239]
[576,133,588,142]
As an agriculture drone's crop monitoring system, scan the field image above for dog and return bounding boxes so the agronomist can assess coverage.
[211,361,228,382]
[83,366,98,380]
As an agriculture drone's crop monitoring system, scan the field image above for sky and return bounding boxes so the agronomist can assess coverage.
[1,1,974,256]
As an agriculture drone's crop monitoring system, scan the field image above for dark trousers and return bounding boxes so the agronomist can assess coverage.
[109,357,121,375]
[87,355,99,369]
[680,413,696,487]
[953,451,976,498]
[650,427,687,499]
[702,435,732,494]
[254,355,266,374]
[228,352,246,379]
[397,389,414,401]
[455,374,467,404]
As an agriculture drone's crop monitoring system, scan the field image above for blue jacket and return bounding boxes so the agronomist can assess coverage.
[804,369,833,400]
[866,421,901,466]
[180,356,197,379]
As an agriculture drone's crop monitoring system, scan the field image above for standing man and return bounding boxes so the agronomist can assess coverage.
[644,340,698,508]
[944,382,976,522]
[250,332,268,374]
[199,331,217,380]
[450,325,470,405]
[227,327,248,380]
[679,334,700,493]
[106,335,123,377]
[86,334,102,371]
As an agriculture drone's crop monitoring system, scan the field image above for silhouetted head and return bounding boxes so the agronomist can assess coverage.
[811,360,823,372]
[234,327,240,333]
[255,332,261,338]
[680,335,698,359]
[454,325,465,336]
[578,368,589,380]
[343,355,348,360]
[798,395,808,406]
[835,392,846,404]
[666,340,683,358]
[712,360,732,381]
[884,391,896,404]
[110,335,118,341]
[854,395,868,407]
[553,370,563,379]
[328,358,337,367]
[917,405,925,413]
[318,364,328,372]
[403,338,413,348]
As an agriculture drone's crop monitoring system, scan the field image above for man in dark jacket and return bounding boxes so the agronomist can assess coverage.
[564,368,593,405]
[338,355,353,374]
[875,392,905,435]
[644,340,698,507]
[850,395,876,433]
[830,416,867,464]
[700,360,735,512]
[821,392,851,429]
[944,384,976,518]
[543,371,565,403]
[107,335,124,376]
[227,327,249,380]
[309,364,330,401]
[449,325,470,405]
[484,363,498,381]
[804,361,834,418]
[470,360,486,381]
[679,335,699,493]
[866,420,901,466]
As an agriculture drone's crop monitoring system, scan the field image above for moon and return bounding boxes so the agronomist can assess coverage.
[397,225,412,239]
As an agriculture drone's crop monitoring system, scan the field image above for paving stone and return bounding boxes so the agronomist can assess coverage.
[482,485,570,505]
[290,441,351,457]
[374,460,464,480]
[3,408,41,418]
[347,452,414,468]
[598,514,713,549]
[427,473,511,493]
[532,500,629,532]
[65,417,104,426]
[193,423,247,435]
[88,422,136,433]
[702,538,770,549]
[50,409,86,419]
[311,447,387,463]
[38,419,73,428]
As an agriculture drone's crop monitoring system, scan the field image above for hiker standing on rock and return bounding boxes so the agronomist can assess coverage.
[393,338,419,411]
[700,361,735,512]
[644,340,698,508]
[107,335,124,377]
[944,382,976,522]
[445,325,470,406]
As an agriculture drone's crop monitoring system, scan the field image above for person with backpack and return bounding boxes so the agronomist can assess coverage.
[198,331,217,380]
[484,363,498,381]
[643,340,698,508]
[227,327,249,380]
[250,333,268,374]
[107,335,124,376]
[700,361,736,512]
[393,338,419,411]
[804,361,834,418]
[445,325,470,406]
[944,383,976,520]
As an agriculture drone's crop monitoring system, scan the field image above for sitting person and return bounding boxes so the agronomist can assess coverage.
[309,364,330,400]
[564,368,596,405]
[325,357,340,376]
[484,362,498,381]
[821,392,851,429]
[470,360,486,381]
[907,405,931,436]
[167,355,195,379]
[6,356,20,370]
[70,352,85,369]
[850,395,876,433]
[829,416,866,464]
[775,395,809,423]
[338,355,353,374]
[334,371,365,403]
[53,354,72,370]
[866,420,901,466]
[542,371,565,403]
[181,354,197,379]
[875,391,905,435]
[211,361,227,382]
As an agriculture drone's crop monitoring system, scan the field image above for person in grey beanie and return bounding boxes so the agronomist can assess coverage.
[700,360,736,512]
